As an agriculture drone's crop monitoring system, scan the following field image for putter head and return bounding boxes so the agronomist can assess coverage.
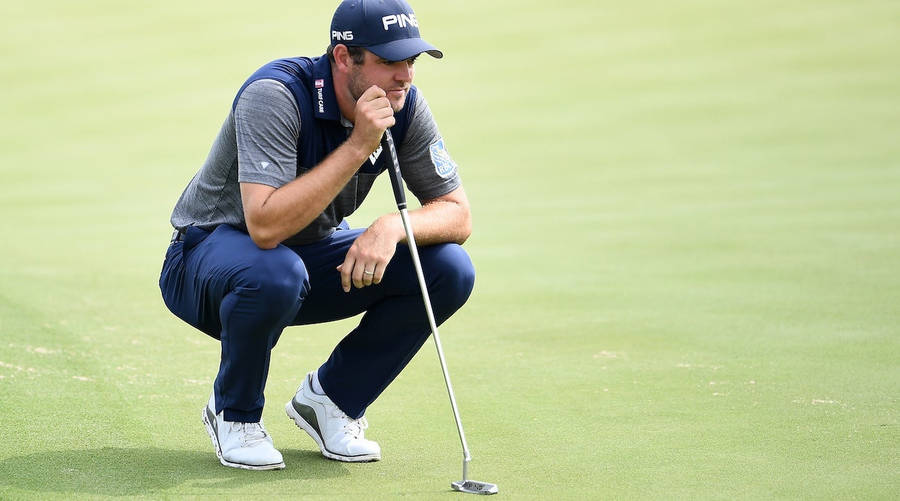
[451,480,498,495]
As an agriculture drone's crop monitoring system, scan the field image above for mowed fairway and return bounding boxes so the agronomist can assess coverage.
[1,0,898,499]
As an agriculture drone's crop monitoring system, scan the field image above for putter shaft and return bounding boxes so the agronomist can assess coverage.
[381,130,496,494]
[397,207,472,471]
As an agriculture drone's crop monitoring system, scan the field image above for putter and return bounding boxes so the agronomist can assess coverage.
[380,130,498,496]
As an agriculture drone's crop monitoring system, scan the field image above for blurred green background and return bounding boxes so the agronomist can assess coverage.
[1,1,898,499]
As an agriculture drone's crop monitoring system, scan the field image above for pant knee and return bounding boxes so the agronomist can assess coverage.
[428,244,475,309]
[239,248,310,312]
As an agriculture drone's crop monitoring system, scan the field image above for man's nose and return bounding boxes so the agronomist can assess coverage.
[394,62,413,82]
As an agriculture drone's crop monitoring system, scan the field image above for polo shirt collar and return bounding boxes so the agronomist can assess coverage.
[312,55,341,122]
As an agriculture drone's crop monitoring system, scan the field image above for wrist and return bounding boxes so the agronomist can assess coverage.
[342,135,373,164]
[374,213,405,243]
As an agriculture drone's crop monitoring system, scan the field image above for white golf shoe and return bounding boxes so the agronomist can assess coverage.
[285,371,381,462]
[202,394,285,470]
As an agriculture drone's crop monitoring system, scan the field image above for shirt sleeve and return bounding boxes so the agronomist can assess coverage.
[234,79,300,188]
[397,91,462,202]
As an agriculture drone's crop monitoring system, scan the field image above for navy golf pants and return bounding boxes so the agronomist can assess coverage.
[159,224,475,422]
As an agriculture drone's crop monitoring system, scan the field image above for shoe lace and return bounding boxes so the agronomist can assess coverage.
[329,408,369,439]
[231,421,269,446]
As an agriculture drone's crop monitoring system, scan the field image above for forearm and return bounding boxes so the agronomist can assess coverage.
[243,141,369,248]
[338,186,471,292]
[243,84,397,250]
[373,188,472,247]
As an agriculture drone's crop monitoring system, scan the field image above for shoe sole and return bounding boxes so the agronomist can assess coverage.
[284,400,381,463]
[201,405,285,471]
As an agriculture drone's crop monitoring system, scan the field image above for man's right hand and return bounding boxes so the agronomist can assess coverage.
[347,85,396,155]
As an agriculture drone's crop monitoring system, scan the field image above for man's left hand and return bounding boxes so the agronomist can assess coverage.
[337,215,403,292]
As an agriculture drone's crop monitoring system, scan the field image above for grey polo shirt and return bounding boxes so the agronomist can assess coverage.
[170,79,461,246]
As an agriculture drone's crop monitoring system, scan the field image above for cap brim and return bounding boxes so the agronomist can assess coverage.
[366,37,443,61]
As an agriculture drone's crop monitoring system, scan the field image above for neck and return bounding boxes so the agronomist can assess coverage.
[331,65,356,124]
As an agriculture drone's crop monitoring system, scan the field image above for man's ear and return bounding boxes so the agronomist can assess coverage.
[332,44,352,72]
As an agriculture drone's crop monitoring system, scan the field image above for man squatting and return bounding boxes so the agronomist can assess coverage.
[158,0,474,469]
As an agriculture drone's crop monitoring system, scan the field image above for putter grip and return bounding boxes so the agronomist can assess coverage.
[381,130,407,210]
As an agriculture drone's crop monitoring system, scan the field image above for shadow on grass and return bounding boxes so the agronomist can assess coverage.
[0,447,348,496]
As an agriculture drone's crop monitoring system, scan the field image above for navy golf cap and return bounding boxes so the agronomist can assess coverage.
[330,0,443,61]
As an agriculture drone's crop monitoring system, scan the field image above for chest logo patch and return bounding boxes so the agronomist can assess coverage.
[429,139,457,179]
[369,145,383,166]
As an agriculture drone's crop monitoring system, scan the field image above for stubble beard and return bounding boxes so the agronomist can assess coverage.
[348,67,406,113]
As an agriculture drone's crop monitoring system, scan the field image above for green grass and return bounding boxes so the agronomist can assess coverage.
[1,0,898,499]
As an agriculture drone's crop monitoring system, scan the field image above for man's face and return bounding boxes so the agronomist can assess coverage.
[347,50,418,112]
